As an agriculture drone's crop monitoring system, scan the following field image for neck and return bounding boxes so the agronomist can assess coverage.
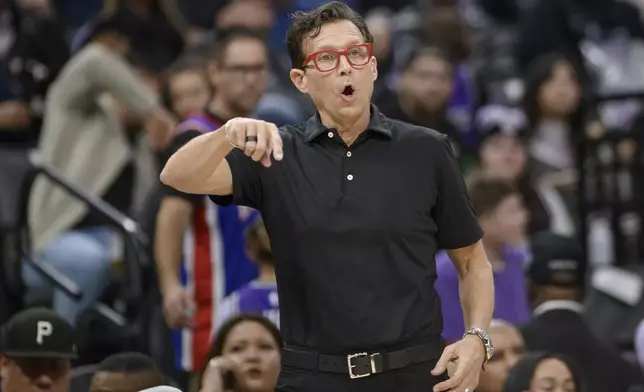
[319,107,370,145]
[209,96,250,121]
[257,264,276,283]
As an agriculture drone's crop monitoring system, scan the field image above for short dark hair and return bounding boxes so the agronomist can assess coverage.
[286,1,373,69]
[210,27,268,64]
[97,352,163,377]
[468,178,517,217]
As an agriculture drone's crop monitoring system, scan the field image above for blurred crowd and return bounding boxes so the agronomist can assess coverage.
[3,0,644,391]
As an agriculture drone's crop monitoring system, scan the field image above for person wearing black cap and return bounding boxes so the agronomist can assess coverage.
[0,307,76,392]
[521,231,644,392]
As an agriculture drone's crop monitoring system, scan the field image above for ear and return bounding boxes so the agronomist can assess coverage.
[289,68,308,94]
[370,56,378,82]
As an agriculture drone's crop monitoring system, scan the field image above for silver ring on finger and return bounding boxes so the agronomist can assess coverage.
[245,135,258,143]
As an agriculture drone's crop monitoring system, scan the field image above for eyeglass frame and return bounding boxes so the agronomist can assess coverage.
[301,43,373,73]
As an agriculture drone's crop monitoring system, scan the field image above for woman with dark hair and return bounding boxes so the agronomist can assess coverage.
[503,352,586,392]
[521,53,586,236]
[522,53,585,176]
[200,314,281,392]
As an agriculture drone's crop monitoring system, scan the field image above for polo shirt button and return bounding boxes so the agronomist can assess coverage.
[347,174,354,181]
[346,151,352,157]
[327,131,334,138]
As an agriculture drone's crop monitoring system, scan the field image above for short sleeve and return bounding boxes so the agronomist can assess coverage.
[434,136,484,249]
[209,149,263,209]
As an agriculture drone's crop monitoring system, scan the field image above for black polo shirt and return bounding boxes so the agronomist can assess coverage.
[210,105,482,354]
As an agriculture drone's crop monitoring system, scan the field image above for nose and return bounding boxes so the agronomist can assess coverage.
[338,54,352,75]
[33,374,54,390]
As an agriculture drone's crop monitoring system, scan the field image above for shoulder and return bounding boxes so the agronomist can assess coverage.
[277,121,308,142]
[384,116,452,156]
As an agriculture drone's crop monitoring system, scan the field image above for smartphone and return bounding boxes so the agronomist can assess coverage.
[223,370,236,389]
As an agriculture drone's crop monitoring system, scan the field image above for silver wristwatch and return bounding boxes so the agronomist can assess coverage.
[464,327,494,366]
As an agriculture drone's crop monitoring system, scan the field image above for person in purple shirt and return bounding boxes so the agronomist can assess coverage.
[215,217,279,332]
[436,178,531,342]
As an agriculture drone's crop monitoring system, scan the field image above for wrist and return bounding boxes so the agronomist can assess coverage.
[463,327,494,366]
[160,277,181,295]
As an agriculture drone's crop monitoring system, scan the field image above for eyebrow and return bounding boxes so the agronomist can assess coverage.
[315,40,363,51]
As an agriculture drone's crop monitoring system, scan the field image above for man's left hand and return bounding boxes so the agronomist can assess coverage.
[431,334,485,392]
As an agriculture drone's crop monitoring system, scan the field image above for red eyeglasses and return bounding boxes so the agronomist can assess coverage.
[301,43,372,72]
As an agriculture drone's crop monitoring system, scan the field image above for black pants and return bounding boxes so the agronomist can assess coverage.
[276,361,448,392]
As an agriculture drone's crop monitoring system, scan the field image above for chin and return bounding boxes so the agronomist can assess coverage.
[240,379,270,392]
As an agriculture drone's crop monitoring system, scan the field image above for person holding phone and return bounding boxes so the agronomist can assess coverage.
[200,314,281,392]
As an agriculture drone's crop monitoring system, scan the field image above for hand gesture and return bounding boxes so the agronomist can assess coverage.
[162,283,194,329]
[225,118,283,167]
[146,107,176,150]
[431,335,486,392]
[200,356,241,392]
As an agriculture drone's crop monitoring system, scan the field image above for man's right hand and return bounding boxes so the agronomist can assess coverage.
[162,283,194,329]
[225,118,284,167]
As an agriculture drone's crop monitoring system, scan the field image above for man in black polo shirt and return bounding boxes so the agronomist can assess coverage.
[161,2,495,391]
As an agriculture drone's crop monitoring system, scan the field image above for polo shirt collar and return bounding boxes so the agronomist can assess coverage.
[303,104,392,142]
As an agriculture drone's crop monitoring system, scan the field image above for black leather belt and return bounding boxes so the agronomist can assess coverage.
[281,342,443,379]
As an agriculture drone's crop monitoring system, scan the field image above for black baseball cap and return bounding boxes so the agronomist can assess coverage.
[528,231,586,287]
[1,308,77,359]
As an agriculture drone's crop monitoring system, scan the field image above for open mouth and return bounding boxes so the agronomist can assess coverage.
[341,85,355,100]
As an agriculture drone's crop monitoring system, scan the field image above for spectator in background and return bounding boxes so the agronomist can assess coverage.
[523,53,584,179]
[376,46,463,157]
[436,179,530,342]
[522,231,644,392]
[0,308,77,392]
[502,352,586,392]
[364,8,393,97]
[215,217,279,332]
[475,320,525,392]
[25,12,176,325]
[162,57,212,119]
[155,27,268,379]
[89,352,165,392]
[0,0,69,147]
[202,315,281,392]
[423,6,478,149]
[523,53,585,236]
[469,105,550,234]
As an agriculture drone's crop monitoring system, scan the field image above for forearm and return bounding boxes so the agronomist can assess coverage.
[448,241,495,331]
[160,128,233,194]
[458,260,494,331]
[155,202,191,292]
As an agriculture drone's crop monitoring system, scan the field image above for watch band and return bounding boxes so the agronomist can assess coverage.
[463,327,494,366]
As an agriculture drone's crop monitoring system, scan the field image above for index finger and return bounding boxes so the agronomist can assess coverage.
[269,124,283,160]
[431,345,455,375]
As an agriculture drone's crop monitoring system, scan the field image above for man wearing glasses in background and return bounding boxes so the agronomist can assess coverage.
[0,308,76,392]
[155,27,269,389]
[163,2,495,391]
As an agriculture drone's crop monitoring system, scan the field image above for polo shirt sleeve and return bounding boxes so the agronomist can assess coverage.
[209,149,263,209]
[434,136,484,249]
